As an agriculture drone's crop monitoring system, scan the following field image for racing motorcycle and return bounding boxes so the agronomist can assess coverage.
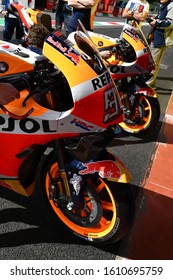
[0,28,135,245]
[6,2,52,40]
[68,20,161,135]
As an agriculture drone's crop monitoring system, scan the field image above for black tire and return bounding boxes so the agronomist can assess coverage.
[119,96,160,135]
[37,153,135,245]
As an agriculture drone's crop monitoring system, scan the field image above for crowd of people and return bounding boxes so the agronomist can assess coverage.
[0,0,173,105]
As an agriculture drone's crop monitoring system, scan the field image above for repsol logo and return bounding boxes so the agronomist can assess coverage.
[92,72,111,90]
[0,117,57,134]
[109,65,126,74]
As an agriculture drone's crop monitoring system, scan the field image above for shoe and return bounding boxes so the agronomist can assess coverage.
[111,125,122,135]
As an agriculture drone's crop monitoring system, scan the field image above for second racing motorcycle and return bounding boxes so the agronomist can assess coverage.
[69,20,161,135]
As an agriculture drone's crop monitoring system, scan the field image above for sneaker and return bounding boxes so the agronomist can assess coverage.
[111,125,122,135]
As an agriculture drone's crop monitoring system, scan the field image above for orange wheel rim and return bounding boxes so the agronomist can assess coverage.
[45,163,117,240]
[121,96,152,132]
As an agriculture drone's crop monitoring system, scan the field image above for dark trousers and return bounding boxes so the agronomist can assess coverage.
[68,9,91,35]
[3,17,24,41]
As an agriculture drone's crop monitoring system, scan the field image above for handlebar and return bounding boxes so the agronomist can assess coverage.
[0,57,61,119]
[0,73,35,119]
[0,104,34,120]
[98,39,130,58]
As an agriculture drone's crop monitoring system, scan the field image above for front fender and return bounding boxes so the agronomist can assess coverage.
[135,87,159,98]
[36,146,132,186]
[106,147,132,183]
[76,148,132,183]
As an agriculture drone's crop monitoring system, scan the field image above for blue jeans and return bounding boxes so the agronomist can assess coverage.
[68,9,91,35]
[55,11,72,33]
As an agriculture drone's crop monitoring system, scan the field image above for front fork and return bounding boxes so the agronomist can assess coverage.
[48,136,132,211]
[48,139,74,210]
[119,75,158,115]
[118,78,132,115]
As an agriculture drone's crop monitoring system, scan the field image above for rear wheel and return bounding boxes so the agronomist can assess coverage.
[38,156,135,245]
[119,96,160,135]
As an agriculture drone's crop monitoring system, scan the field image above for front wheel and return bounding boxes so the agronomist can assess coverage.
[38,155,135,245]
[119,96,160,135]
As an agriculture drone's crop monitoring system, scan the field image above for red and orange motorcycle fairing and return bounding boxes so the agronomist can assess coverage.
[0,31,128,196]
[43,31,124,128]
[68,23,156,84]
[0,40,38,75]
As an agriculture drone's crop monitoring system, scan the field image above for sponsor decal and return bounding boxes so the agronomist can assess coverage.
[0,61,9,73]
[69,174,82,195]
[97,41,104,47]
[92,72,112,91]
[109,65,126,74]
[2,46,22,54]
[92,72,120,123]
[70,118,93,131]
[0,44,10,49]
[0,117,57,134]
[46,34,80,65]
[103,87,119,123]
[124,28,147,46]
[79,160,121,179]
[124,28,138,42]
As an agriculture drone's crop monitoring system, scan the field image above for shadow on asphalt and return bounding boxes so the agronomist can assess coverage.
[110,119,162,145]
[0,186,77,247]
[0,185,132,257]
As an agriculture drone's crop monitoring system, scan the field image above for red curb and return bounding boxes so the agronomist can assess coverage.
[117,92,173,260]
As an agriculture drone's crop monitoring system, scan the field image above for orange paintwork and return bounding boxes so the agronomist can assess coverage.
[0,52,34,75]
[123,32,145,52]
[43,41,97,88]
[3,89,48,117]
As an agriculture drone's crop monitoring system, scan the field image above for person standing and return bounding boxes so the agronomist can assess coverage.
[122,0,150,27]
[146,0,173,89]
[67,0,96,35]
[53,0,72,36]
[0,0,35,41]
